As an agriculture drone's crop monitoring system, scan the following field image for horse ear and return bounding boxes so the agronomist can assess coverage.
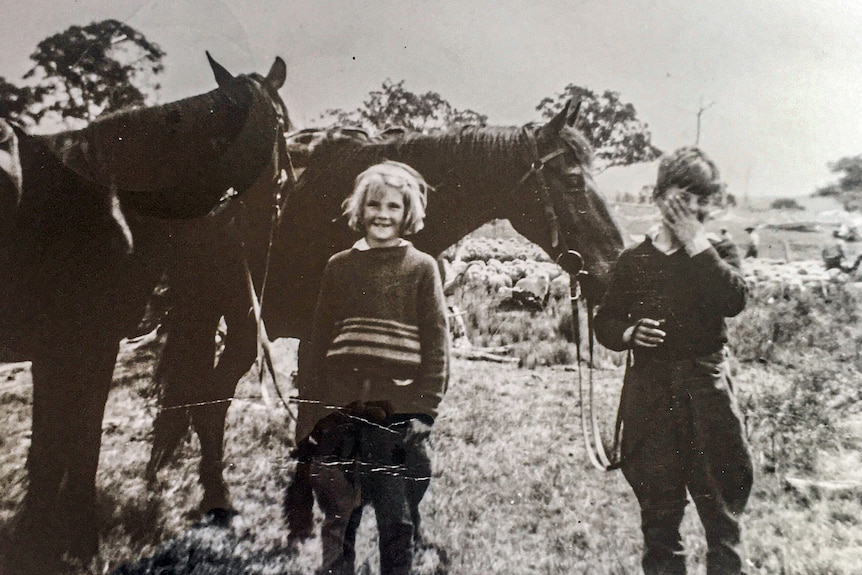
[566,100,581,128]
[266,56,287,90]
[542,99,572,135]
[206,51,235,87]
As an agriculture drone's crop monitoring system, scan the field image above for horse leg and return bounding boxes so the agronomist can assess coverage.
[7,353,71,574]
[146,325,199,483]
[7,338,117,573]
[56,338,118,560]
[192,304,257,515]
[285,340,316,541]
[149,309,225,509]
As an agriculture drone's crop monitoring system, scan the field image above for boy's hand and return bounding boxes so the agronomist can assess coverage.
[625,318,666,348]
[659,193,705,249]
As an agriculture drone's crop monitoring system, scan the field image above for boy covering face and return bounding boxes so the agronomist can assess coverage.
[594,147,753,575]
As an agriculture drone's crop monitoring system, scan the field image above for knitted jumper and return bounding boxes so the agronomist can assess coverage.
[309,242,449,419]
[594,236,747,360]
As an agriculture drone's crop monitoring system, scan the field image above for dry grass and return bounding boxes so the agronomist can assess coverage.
[2,327,861,573]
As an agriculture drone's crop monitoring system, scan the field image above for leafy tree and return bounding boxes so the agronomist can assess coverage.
[319,79,487,134]
[814,155,862,212]
[21,19,165,126]
[536,85,661,172]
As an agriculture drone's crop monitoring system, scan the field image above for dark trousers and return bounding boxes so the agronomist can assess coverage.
[620,349,754,575]
[310,417,430,575]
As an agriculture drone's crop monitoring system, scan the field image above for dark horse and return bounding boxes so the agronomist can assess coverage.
[0,54,290,574]
[146,101,625,535]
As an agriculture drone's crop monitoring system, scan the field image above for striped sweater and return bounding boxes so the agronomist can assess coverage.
[308,241,449,419]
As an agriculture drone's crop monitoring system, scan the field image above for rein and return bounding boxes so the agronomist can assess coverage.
[509,128,620,472]
[234,112,299,418]
[513,127,620,471]
[560,249,619,472]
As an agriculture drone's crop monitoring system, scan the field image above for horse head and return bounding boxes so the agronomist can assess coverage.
[506,100,624,301]
[36,53,292,223]
[208,51,291,146]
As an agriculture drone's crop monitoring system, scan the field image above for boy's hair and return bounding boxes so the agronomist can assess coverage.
[342,160,430,236]
[654,147,722,200]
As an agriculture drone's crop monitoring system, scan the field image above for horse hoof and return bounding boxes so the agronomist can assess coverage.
[199,481,232,515]
[286,528,313,545]
[200,507,238,528]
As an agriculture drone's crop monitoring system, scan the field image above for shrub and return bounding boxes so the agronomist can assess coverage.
[739,359,858,474]
[770,197,805,210]
[729,283,860,365]
[730,283,862,473]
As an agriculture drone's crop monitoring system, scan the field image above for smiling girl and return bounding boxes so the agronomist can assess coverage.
[304,160,448,575]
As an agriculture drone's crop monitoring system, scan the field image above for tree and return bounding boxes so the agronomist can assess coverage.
[536,85,662,172]
[814,155,862,212]
[20,19,165,126]
[319,79,487,134]
[770,198,804,211]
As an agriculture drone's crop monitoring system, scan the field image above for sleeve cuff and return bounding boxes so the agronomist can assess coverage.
[685,233,712,256]
[622,325,635,346]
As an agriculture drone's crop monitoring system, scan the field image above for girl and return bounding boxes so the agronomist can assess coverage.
[306,160,448,575]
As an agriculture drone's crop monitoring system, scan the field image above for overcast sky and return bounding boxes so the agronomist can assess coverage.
[2,0,861,198]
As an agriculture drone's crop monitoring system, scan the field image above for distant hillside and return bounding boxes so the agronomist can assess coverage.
[594,163,845,214]
[748,195,842,212]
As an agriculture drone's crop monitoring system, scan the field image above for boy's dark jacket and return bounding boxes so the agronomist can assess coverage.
[594,234,746,361]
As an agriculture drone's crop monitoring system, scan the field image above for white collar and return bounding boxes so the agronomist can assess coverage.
[352,238,411,251]
[646,224,682,255]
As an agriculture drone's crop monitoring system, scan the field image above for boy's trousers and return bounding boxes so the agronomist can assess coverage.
[619,348,754,575]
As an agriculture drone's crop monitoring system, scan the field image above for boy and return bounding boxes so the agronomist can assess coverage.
[594,147,753,575]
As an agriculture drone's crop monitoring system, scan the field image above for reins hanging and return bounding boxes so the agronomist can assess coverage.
[559,249,619,472]
[234,126,299,420]
[509,129,620,472]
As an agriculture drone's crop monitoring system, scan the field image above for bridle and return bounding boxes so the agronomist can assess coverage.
[509,127,619,472]
[231,82,299,417]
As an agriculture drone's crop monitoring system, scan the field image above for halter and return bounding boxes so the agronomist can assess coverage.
[509,128,619,472]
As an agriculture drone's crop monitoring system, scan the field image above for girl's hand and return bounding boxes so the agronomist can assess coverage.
[405,417,433,444]
[626,318,666,348]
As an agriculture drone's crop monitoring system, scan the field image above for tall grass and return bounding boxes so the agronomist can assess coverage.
[729,284,862,474]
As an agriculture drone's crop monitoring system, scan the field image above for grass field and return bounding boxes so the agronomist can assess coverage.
[2,200,862,574]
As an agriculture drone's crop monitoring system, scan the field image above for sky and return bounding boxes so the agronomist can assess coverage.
[2,0,861,199]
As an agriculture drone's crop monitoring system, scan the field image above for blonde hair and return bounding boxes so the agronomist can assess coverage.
[342,160,430,236]
[654,147,722,200]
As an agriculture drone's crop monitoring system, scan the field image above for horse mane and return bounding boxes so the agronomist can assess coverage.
[305,122,594,190]
[302,125,535,195]
[287,121,598,247]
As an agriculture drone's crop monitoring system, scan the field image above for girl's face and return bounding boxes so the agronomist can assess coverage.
[363,186,406,247]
